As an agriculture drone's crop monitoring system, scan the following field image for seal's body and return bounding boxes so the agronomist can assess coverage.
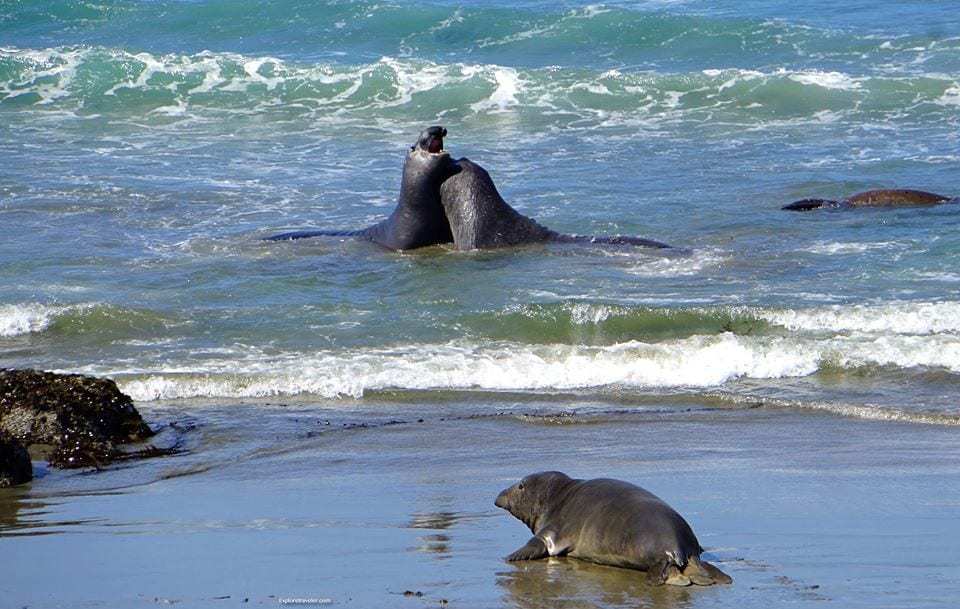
[266,127,455,250]
[783,189,954,211]
[440,158,671,250]
[439,159,556,249]
[495,471,731,587]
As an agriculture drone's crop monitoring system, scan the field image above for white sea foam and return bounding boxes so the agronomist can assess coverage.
[111,327,960,402]
[914,272,960,283]
[0,47,85,104]
[937,85,960,106]
[802,240,908,255]
[567,302,620,325]
[575,4,613,19]
[113,336,813,400]
[624,249,726,277]
[0,303,61,337]
[759,301,960,335]
[469,66,521,113]
[787,70,862,90]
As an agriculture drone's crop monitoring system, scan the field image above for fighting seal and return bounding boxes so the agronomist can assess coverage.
[495,471,732,587]
[267,125,671,251]
[441,152,671,250]
[266,126,455,250]
[782,189,955,211]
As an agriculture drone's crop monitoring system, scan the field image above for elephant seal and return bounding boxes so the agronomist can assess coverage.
[440,157,671,250]
[265,126,455,250]
[782,189,955,211]
[495,471,732,587]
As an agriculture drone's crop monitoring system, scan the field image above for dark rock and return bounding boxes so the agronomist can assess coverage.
[0,368,154,469]
[0,432,32,487]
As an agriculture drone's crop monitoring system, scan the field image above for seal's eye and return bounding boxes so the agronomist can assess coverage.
[518,483,525,491]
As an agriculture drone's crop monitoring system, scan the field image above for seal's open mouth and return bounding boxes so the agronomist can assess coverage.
[417,125,447,155]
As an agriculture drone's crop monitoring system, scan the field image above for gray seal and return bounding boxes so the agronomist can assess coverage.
[266,126,455,250]
[495,471,732,587]
[440,156,671,250]
[782,189,955,211]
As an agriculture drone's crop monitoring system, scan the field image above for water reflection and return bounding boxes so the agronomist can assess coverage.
[408,510,461,559]
[498,558,696,609]
[0,487,58,537]
[0,487,25,530]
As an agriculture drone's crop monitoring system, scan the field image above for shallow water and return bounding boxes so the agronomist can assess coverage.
[1,1,959,607]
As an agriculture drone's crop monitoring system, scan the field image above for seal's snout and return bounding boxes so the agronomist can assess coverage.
[417,125,447,154]
[495,488,510,509]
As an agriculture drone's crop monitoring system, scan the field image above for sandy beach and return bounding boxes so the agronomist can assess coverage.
[3,398,958,608]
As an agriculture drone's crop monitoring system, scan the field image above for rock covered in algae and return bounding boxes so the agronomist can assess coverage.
[0,368,154,469]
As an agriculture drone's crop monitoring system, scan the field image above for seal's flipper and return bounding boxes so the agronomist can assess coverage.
[506,536,549,562]
[557,234,672,249]
[663,564,692,587]
[682,558,715,586]
[647,560,691,586]
[264,229,358,241]
[781,198,839,212]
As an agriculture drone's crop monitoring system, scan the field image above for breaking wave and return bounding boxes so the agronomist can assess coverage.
[109,324,960,402]
[0,303,63,337]
[1,47,957,126]
[0,302,173,339]
[460,300,960,344]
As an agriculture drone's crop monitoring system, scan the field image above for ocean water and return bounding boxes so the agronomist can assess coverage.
[2,0,958,423]
[1,2,960,606]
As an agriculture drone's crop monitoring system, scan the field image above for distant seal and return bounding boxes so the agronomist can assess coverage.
[266,126,455,250]
[782,189,955,211]
[440,157,671,250]
[495,471,732,587]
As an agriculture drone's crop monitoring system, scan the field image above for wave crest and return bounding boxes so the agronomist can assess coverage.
[110,325,960,402]
[0,303,61,337]
[2,47,956,126]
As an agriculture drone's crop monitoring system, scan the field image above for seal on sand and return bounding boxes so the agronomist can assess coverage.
[495,471,732,587]
[265,126,455,250]
[782,189,954,211]
[440,156,671,250]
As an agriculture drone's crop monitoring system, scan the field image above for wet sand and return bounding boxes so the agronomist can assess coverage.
[2,400,959,608]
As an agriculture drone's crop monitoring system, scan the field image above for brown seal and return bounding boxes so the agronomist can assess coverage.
[782,189,954,211]
[495,471,732,587]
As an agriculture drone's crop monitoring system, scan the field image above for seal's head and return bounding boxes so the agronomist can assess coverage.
[412,125,448,156]
[495,471,574,531]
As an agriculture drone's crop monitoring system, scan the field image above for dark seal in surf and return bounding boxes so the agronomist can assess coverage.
[266,126,455,250]
[782,189,955,211]
[440,142,670,250]
[495,471,732,587]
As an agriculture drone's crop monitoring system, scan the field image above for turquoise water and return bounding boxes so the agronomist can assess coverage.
[2,0,960,421]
